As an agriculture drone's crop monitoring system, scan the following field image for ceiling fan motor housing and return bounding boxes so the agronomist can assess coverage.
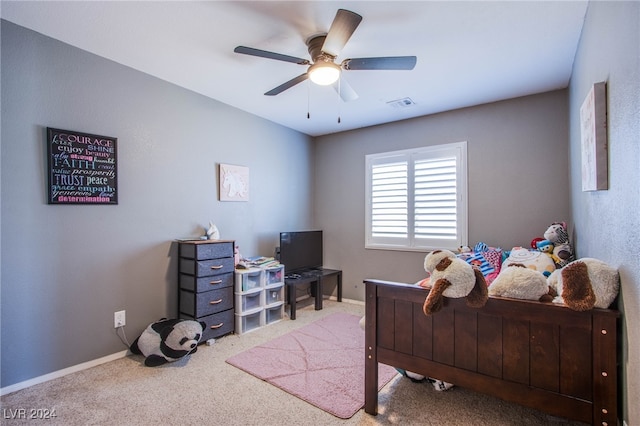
[306,34,334,63]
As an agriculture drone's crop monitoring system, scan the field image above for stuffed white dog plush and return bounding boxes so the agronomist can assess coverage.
[422,249,488,315]
[547,258,619,311]
[488,263,551,301]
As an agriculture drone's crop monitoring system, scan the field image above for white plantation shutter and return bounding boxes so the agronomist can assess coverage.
[371,160,408,240]
[366,142,467,251]
[414,156,458,240]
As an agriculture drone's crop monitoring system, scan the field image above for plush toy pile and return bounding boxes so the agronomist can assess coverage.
[130,318,205,367]
[422,222,618,310]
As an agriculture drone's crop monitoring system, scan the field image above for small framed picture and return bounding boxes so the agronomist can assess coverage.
[219,163,249,201]
[580,82,608,191]
[46,127,118,204]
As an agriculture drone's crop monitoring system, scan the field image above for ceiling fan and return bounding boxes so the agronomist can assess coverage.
[234,9,417,101]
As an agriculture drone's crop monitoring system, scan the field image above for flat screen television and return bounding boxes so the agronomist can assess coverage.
[279,230,323,273]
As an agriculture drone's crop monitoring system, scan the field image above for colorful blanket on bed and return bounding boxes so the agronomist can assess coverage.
[456,242,503,284]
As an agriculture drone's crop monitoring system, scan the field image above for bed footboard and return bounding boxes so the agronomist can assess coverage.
[364,279,619,425]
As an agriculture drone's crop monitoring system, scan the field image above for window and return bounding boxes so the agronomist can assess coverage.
[365,141,467,251]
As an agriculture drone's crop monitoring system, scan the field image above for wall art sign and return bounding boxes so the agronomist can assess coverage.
[580,82,608,191]
[46,127,118,204]
[219,163,249,201]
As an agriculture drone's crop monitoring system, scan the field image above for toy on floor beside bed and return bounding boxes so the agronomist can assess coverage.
[130,318,205,367]
[358,314,454,391]
[395,368,454,391]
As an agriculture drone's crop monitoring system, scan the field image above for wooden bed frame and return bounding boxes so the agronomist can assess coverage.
[364,279,619,425]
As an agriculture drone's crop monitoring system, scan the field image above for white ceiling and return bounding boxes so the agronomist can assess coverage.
[1,1,588,137]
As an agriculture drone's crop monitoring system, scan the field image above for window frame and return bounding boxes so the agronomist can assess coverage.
[365,141,468,252]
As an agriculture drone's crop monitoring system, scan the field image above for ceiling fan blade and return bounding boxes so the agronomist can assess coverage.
[321,9,363,57]
[332,77,359,102]
[264,73,309,96]
[234,46,310,65]
[342,56,417,71]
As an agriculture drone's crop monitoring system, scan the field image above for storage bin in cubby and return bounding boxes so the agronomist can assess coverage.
[235,288,262,311]
[236,268,262,292]
[264,265,284,286]
[263,284,284,306]
[235,309,263,335]
[265,303,284,325]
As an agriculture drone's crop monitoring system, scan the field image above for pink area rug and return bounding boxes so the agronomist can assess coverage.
[226,312,398,419]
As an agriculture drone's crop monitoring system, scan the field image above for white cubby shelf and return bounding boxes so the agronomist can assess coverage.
[234,265,285,335]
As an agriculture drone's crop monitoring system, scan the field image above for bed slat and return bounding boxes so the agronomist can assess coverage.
[433,309,455,365]
[502,318,531,385]
[413,303,433,359]
[560,325,592,400]
[477,314,502,378]
[454,310,478,371]
[530,322,560,392]
[394,299,413,354]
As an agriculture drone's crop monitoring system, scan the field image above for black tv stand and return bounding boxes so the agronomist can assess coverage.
[284,268,342,320]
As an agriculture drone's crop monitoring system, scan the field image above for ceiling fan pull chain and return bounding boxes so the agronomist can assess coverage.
[307,81,311,119]
[337,77,341,123]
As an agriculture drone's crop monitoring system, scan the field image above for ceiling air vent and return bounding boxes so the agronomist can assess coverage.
[386,97,416,109]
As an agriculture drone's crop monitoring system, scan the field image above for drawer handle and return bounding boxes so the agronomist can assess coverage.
[209,299,223,305]
[209,279,223,285]
[210,322,224,329]
[210,265,224,270]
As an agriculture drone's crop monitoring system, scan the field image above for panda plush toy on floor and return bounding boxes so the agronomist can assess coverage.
[130,318,206,367]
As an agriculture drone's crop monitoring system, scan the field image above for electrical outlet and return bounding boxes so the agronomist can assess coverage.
[114,310,126,328]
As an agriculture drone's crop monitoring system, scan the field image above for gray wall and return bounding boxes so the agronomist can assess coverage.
[315,90,571,300]
[568,2,640,424]
[3,3,638,424]
[1,21,314,388]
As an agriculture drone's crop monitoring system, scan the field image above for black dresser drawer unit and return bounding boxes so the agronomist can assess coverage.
[178,240,235,339]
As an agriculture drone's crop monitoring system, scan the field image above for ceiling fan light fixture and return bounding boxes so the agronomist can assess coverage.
[308,61,341,85]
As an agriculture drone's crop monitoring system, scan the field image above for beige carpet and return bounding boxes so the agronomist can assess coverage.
[1,298,586,425]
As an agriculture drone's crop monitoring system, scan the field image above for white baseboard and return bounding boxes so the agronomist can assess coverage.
[327,295,364,305]
[1,298,361,396]
[1,349,129,396]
